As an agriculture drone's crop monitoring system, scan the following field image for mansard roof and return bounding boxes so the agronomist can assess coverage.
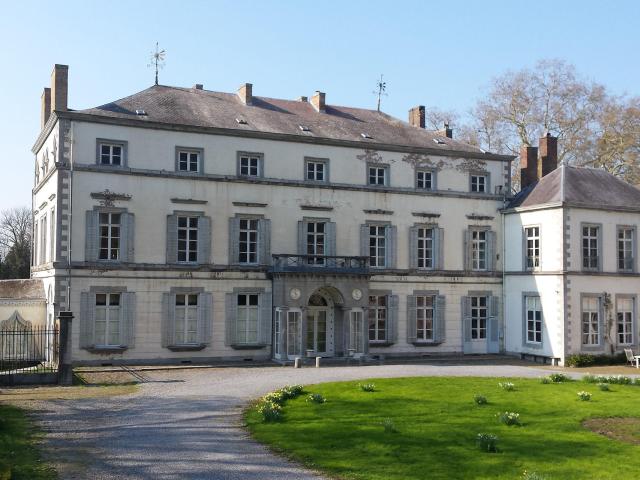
[508,165,640,211]
[72,84,505,157]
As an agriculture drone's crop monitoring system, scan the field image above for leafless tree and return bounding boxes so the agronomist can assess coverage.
[0,207,32,255]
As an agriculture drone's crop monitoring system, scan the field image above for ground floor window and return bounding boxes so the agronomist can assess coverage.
[471,296,487,340]
[525,296,542,344]
[95,293,121,346]
[416,295,435,341]
[237,293,259,344]
[582,296,600,346]
[617,297,634,345]
[175,293,198,345]
[368,295,387,342]
[349,310,364,354]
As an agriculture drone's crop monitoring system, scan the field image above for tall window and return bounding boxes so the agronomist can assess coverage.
[33,223,38,266]
[306,160,326,182]
[525,296,542,344]
[471,230,487,271]
[239,154,260,177]
[582,296,600,345]
[99,143,122,166]
[239,218,258,264]
[178,150,200,172]
[416,295,435,341]
[617,297,634,345]
[306,221,325,264]
[39,216,47,264]
[368,166,387,186]
[471,174,487,193]
[237,293,259,344]
[49,208,56,262]
[177,216,198,263]
[349,311,364,353]
[582,225,599,270]
[417,227,433,269]
[369,225,387,268]
[416,170,433,190]
[99,212,121,260]
[618,227,634,271]
[95,293,121,346]
[525,226,540,270]
[471,296,487,339]
[175,294,198,344]
[368,295,387,342]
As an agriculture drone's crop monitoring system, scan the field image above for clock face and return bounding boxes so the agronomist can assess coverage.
[352,288,363,301]
[290,288,301,300]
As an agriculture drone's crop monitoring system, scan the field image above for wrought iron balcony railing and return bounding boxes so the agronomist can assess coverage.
[271,255,369,275]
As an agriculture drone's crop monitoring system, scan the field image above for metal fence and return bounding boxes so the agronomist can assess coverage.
[0,325,59,375]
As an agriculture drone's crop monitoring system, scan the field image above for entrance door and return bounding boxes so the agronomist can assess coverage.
[306,308,334,356]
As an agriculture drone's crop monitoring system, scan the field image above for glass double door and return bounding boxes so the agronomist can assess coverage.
[306,308,331,356]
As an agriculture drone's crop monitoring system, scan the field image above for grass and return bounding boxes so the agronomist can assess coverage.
[245,377,640,480]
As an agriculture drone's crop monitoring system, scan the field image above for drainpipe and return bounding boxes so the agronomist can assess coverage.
[65,122,74,310]
[500,180,509,354]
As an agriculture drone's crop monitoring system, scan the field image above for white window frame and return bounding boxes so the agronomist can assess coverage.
[98,142,123,166]
[238,218,259,264]
[349,310,364,354]
[368,295,387,342]
[368,165,388,186]
[582,225,600,271]
[177,150,200,173]
[417,227,433,269]
[98,212,121,261]
[49,207,56,262]
[616,296,634,345]
[306,221,326,264]
[369,224,387,268]
[470,174,487,193]
[174,293,199,345]
[581,296,600,346]
[237,152,263,178]
[416,169,433,190]
[305,158,328,182]
[471,230,487,271]
[525,295,542,344]
[236,293,259,345]
[470,296,487,340]
[177,215,199,263]
[416,295,435,341]
[524,226,540,270]
[39,215,47,265]
[94,292,121,347]
[617,226,634,272]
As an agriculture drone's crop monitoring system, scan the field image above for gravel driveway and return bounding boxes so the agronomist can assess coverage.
[35,362,555,479]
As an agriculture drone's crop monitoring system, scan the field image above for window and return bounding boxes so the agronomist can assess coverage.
[368,165,388,186]
[471,296,487,339]
[582,296,600,346]
[417,227,433,269]
[177,150,200,172]
[33,223,38,266]
[582,225,600,270]
[305,159,327,182]
[237,293,259,344]
[175,294,198,345]
[349,311,364,354]
[98,213,121,260]
[617,227,634,272]
[471,174,487,193]
[471,230,487,271]
[95,293,121,346]
[49,208,56,262]
[617,297,634,345]
[525,296,542,344]
[39,215,47,265]
[238,153,262,177]
[416,295,435,341]
[416,170,433,190]
[177,216,199,263]
[99,143,123,166]
[369,225,387,268]
[306,221,325,264]
[239,218,258,264]
[368,295,387,342]
[524,226,540,270]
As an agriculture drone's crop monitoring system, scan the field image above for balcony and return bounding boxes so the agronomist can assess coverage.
[271,255,369,275]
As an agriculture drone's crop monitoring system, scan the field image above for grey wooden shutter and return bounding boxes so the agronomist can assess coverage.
[462,296,472,342]
[161,292,176,347]
[597,226,603,272]
[85,210,99,261]
[259,292,273,345]
[259,219,272,266]
[166,215,178,264]
[435,295,446,343]
[436,228,444,270]
[197,216,212,264]
[408,226,419,269]
[387,294,398,343]
[463,230,471,271]
[119,213,135,263]
[198,292,213,345]
[120,292,136,347]
[225,293,237,346]
[79,291,96,349]
[432,171,438,190]
[228,217,240,265]
[598,296,605,346]
[407,295,417,344]
[326,221,337,257]
[387,225,397,268]
[297,220,306,255]
[488,295,500,353]
[360,224,369,258]
[487,230,497,272]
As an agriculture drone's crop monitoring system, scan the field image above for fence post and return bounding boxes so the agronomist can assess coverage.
[57,311,74,385]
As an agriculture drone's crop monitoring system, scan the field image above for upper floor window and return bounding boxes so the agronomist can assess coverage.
[525,295,542,344]
[617,226,635,272]
[416,170,434,190]
[471,230,487,271]
[237,152,263,178]
[368,165,389,186]
[524,226,540,270]
[368,295,387,342]
[97,140,127,166]
[177,216,199,263]
[417,227,433,269]
[470,174,488,193]
[582,224,600,271]
[306,221,326,264]
[176,148,202,173]
[239,218,259,264]
[99,212,121,261]
[369,225,387,268]
[305,158,328,182]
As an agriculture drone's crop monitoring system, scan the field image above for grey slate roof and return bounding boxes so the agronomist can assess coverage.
[0,279,45,300]
[75,85,493,155]
[508,165,640,210]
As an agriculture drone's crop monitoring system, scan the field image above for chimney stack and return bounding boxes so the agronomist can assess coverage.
[40,87,51,129]
[408,105,425,128]
[438,122,453,139]
[539,132,558,177]
[237,83,253,105]
[520,145,540,189]
[50,64,68,113]
[311,91,325,112]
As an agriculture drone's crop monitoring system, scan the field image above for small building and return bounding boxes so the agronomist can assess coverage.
[0,279,46,328]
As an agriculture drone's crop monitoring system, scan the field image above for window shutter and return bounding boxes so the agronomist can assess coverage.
[387,294,399,343]
[119,213,135,263]
[360,224,369,258]
[462,296,472,342]
[487,231,497,271]
[408,226,419,269]
[259,292,272,345]
[432,171,438,190]
[120,292,136,348]
[197,216,212,264]
[488,295,500,352]
[161,292,176,348]
[463,230,471,271]
[633,227,638,273]
[597,227,603,272]
[598,296,604,346]
[387,225,397,268]
[225,293,237,346]
[297,220,306,255]
[166,215,178,264]
[326,221,337,257]
[79,291,95,349]
[228,217,240,265]
[433,227,444,270]
[198,292,213,345]
[407,295,417,344]
[85,210,99,261]
[259,219,272,266]
[435,295,446,343]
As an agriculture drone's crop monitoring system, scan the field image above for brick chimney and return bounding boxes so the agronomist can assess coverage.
[539,132,558,177]
[50,64,68,113]
[237,83,253,105]
[438,122,453,139]
[408,105,425,128]
[520,145,540,189]
[311,91,325,112]
[40,87,51,129]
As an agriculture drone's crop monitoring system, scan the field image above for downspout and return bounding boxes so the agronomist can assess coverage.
[66,121,74,310]
[501,191,507,354]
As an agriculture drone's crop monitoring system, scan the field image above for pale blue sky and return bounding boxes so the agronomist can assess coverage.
[1,0,638,209]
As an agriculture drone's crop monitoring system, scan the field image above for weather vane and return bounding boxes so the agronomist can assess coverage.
[373,74,387,112]
[147,42,166,85]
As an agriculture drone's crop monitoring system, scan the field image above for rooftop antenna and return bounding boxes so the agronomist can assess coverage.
[147,42,166,85]
[373,74,387,112]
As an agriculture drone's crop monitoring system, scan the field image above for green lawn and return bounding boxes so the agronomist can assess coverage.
[0,404,56,480]
[245,377,640,480]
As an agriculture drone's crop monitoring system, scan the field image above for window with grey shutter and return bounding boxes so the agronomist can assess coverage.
[487,231,497,272]
[462,296,472,342]
[434,228,444,270]
[325,221,337,257]
[259,292,273,345]
[359,224,368,257]
[407,295,417,343]
[166,215,178,264]
[228,217,240,264]
[387,294,398,343]
[161,292,176,348]
[79,291,96,349]
[258,218,272,265]
[297,221,306,255]
[197,216,212,264]
[408,226,419,269]
[463,230,471,271]
[387,225,397,268]
[434,295,446,343]
[119,213,135,262]
[198,292,213,345]
[224,293,236,346]
[85,210,99,261]
[119,292,136,348]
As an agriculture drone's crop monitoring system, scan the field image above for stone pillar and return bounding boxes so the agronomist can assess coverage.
[57,311,74,385]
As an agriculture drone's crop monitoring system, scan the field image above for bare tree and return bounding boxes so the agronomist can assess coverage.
[0,207,32,279]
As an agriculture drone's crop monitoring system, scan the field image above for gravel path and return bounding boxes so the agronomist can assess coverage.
[35,362,555,479]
